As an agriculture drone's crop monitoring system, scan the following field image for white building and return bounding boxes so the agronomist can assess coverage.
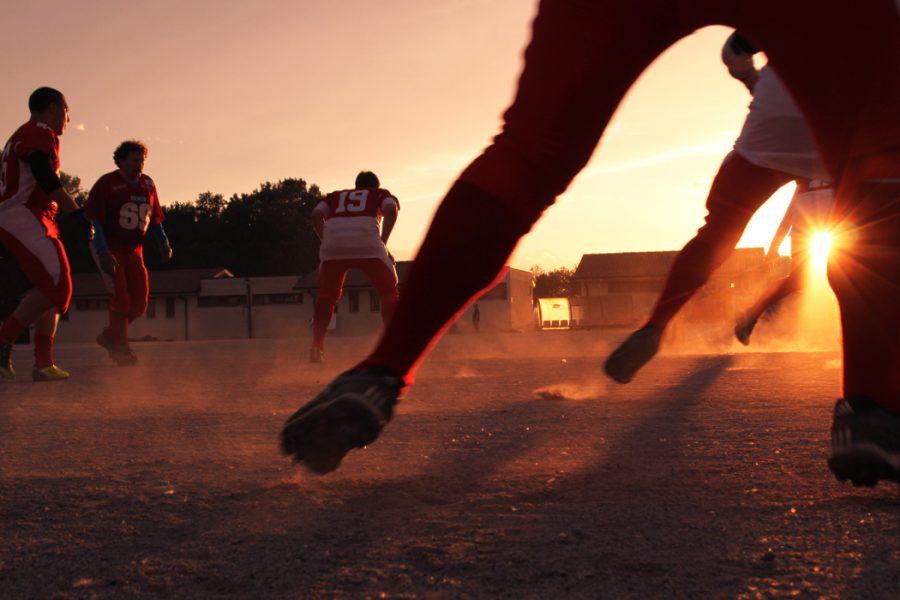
[55,261,535,344]
[570,248,774,330]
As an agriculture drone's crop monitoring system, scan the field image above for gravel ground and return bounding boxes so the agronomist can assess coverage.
[1,333,898,599]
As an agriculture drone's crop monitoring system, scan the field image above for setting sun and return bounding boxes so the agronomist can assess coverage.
[810,231,833,271]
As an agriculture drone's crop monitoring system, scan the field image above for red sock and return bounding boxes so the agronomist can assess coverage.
[0,316,26,346]
[311,296,335,351]
[33,334,54,369]
[360,181,537,383]
[109,312,129,347]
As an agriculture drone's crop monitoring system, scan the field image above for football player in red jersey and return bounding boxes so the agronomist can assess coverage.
[85,140,172,366]
[283,1,900,487]
[308,171,399,362]
[0,87,94,382]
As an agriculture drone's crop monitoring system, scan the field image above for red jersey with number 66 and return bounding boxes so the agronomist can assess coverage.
[314,187,398,263]
[85,171,164,251]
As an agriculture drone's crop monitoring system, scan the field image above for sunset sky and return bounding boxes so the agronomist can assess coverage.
[1,0,794,270]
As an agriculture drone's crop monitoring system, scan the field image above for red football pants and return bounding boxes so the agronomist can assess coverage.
[0,204,72,313]
[827,182,900,408]
[361,0,900,411]
[109,248,149,322]
[312,258,399,351]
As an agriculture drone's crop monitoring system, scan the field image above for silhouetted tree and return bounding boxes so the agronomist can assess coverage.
[219,179,322,276]
[532,265,575,298]
[163,178,323,276]
[59,171,88,205]
[195,191,226,219]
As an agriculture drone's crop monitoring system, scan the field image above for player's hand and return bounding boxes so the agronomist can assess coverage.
[97,251,117,275]
[159,241,173,264]
[70,208,95,241]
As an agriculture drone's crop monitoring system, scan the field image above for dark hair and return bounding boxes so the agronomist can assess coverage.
[728,32,758,55]
[28,87,64,114]
[355,171,380,189]
[113,140,148,166]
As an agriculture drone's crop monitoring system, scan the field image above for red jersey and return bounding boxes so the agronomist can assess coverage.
[318,187,399,221]
[0,120,60,215]
[314,187,399,262]
[85,171,165,251]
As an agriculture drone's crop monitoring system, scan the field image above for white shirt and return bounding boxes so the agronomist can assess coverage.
[734,66,830,181]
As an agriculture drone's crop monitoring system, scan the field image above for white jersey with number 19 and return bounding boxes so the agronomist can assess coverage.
[314,187,398,264]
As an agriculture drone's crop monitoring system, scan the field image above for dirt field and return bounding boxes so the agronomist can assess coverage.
[1,332,898,599]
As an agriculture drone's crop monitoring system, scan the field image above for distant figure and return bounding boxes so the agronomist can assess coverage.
[604,33,829,383]
[308,171,399,362]
[0,87,94,382]
[734,180,835,344]
[86,140,172,366]
[282,1,900,489]
[472,303,481,332]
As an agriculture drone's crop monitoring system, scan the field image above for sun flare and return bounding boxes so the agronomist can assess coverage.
[810,231,833,272]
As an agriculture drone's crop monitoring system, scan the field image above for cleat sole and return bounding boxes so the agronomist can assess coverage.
[828,449,900,487]
[281,394,384,474]
[604,327,661,384]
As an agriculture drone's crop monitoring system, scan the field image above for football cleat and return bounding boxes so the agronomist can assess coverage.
[734,311,758,346]
[97,330,138,366]
[114,348,139,367]
[309,347,324,363]
[603,324,662,384]
[32,364,70,382]
[96,330,117,358]
[0,343,14,380]
[281,367,403,474]
[828,396,900,487]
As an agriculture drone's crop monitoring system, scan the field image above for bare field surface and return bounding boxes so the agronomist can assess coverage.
[1,332,899,599]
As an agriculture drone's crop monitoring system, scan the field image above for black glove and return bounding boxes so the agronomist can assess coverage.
[70,208,95,241]
[97,251,117,276]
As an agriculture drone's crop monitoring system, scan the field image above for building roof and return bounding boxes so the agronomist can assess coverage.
[573,248,765,280]
[73,268,233,297]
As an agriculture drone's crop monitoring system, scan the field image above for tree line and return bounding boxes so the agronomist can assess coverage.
[59,174,323,277]
[531,265,575,298]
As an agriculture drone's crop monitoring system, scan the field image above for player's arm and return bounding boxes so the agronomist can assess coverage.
[147,185,172,262]
[26,151,80,213]
[91,220,110,254]
[83,182,116,273]
[767,197,795,259]
[90,222,117,275]
[26,151,93,239]
[311,203,328,240]
[380,198,398,245]
[722,32,759,93]
[148,223,173,262]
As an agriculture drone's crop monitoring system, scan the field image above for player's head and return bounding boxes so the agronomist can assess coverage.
[29,87,69,135]
[726,32,758,55]
[355,171,380,189]
[114,140,148,180]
